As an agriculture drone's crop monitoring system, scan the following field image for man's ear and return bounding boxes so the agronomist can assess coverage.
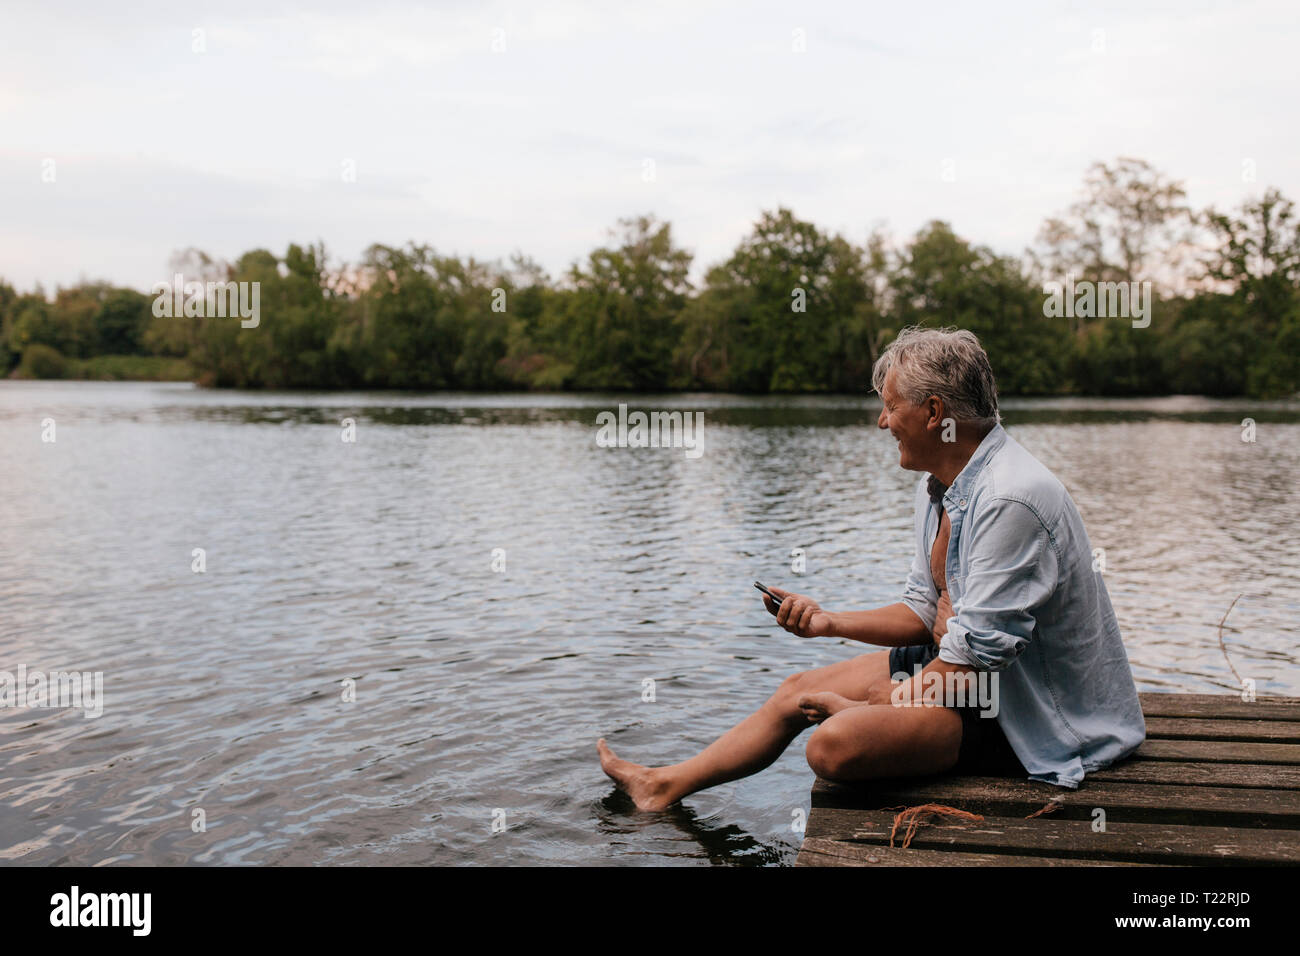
[923,395,945,430]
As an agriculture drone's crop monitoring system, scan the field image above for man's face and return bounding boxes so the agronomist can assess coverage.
[877,366,934,472]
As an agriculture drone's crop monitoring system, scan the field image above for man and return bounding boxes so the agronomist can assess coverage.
[598,326,1145,810]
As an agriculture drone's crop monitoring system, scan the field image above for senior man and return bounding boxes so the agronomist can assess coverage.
[598,326,1145,809]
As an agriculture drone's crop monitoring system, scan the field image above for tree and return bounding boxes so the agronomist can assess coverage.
[94,288,151,354]
[888,222,1066,395]
[1203,188,1300,314]
[356,243,454,389]
[561,214,692,390]
[1201,188,1300,396]
[676,208,869,392]
[1031,158,1196,307]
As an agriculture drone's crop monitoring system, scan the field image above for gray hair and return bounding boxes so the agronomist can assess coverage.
[871,326,1001,426]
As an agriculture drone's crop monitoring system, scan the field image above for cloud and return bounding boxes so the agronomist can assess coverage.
[1,0,1298,293]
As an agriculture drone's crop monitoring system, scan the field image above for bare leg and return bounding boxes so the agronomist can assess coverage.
[598,649,894,810]
[804,701,963,780]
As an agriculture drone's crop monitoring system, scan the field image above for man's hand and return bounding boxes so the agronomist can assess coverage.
[890,656,980,708]
[763,586,834,638]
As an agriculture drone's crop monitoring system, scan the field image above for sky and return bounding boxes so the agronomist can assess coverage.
[2,0,1298,293]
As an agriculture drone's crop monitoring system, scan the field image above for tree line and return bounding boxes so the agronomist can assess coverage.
[3,157,1298,397]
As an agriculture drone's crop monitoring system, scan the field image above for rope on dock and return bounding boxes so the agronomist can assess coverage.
[886,803,984,848]
[1025,798,1064,819]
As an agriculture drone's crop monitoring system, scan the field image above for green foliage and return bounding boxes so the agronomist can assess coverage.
[4,161,1298,399]
[94,288,151,355]
[67,354,194,381]
[8,297,60,355]
[558,214,692,390]
[1200,188,1300,398]
[888,222,1068,396]
[16,343,67,378]
[675,208,874,392]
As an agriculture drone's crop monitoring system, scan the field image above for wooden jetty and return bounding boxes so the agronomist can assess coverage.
[796,692,1300,866]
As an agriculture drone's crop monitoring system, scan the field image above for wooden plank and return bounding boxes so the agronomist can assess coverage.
[794,836,1162,867]
[811,775,1300,828]
[1138,693,1300,721]
[1145,716,1300,743]
[1088,759,1300,789]
[797,695,1300,868]
[803,808,1300,866]
[1130,738,1300,765]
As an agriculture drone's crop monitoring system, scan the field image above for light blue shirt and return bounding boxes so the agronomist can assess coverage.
[900,424,1146,789]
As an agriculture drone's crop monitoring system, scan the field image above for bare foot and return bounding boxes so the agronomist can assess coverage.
[798,691,865,723]
[597,738,676,811]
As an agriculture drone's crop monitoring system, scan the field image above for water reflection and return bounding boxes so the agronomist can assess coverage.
[594,793,789,867]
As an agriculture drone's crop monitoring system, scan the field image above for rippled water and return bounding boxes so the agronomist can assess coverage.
[1,382,1298,866]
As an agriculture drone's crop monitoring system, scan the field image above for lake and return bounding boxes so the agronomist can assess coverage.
[1,382,1298,866]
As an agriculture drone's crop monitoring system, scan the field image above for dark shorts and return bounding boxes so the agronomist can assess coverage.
[887,642,1027,777]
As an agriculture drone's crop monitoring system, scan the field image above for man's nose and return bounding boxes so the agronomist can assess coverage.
[877,408,888,428]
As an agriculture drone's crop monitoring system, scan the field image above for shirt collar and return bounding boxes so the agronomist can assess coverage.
[939,423,1007,506]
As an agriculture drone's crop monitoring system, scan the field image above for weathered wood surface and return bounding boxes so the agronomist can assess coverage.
[1144,716,1300,742]
[1136,693,1300,721]
[1133,738,1300,764]
[804,808,1300,865]
[796,692,1300,866]
[797,837,1162,867]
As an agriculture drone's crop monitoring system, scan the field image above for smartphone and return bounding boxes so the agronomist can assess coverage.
[753,581,784,614]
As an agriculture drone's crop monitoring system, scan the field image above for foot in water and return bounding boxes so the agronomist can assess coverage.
[797,691,862,723]
[597,738,676,811]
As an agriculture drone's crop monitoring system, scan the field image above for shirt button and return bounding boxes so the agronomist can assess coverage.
[959,499,967,508]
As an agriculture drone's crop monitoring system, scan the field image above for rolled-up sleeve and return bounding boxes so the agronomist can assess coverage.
[900,479,938,633]
[938,496,1058,671]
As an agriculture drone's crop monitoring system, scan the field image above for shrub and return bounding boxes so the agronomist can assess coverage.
[16,343,67,379]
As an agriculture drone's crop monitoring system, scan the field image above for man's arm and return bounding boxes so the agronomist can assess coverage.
[890,656,979,707]
[827,602,934,647]
[763,589,933,646]
[891,499,1058,707]
[937,497,1057,671]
